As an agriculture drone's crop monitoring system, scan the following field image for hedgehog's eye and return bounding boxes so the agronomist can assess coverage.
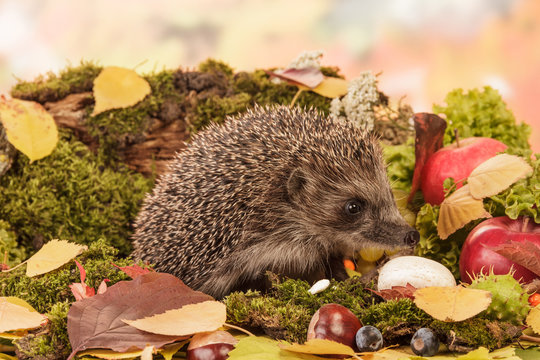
[344,199,364,216]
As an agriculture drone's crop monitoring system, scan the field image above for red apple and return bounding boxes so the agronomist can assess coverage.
[460,216,540,283]
[421,137,507,205]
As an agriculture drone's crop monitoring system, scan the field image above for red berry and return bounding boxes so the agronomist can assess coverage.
[529,293,540,307]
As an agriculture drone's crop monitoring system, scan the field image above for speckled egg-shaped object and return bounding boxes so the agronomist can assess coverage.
[377,256,456,290]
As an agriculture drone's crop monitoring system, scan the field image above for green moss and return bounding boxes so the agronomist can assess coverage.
[10,61,102,104]
[194,93,251,131]
[14,301,71,359]
[0,130,153,255]
[86,69,181,162]
[0,239,133,314]
[0,220,26,267]
[225,276,375,342]
[199,58,234,77]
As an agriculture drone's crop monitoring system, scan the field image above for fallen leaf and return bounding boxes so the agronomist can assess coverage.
[0,331,24,340]
[280,338,356,357]
[69,260,96,301]
[309,77,349,98]
[0,354,17,360]
[92,66,151,115]
[67,272,212,359]
[438,185,492,239]
[0,96,58,162]
[160,340,190,360]
[26,239,87,277]
[488,240,540,277]
[468,154,533,199]
[266,68,324,89]
[407,113,447,203]
[413,286,492,322]
[76,348,145,359]
[363,348,415,360]
[0,297,47,332]
[123,300,226,336]
[228,336,322,360]
[456,347,490,360]
[370,283,417,301]
[113,263,153,279]
[526,305,540,334]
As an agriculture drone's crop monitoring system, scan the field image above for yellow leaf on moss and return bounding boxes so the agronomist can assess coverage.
[123,301,226,336]
[0,97,58,162]
[468,154,533,199]
[413,286,491,322]
[91,66,151,115]
[526,305,540,334]
[0,297,47,332]
[26,239,88,277]
[311,77,348,98]
[76,348,145,359]
[438,185,491,239]
[280,338,356,357]
[160,340,190,360]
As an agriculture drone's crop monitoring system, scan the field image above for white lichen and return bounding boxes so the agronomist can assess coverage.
[330,71,379,131]
[287,50,324,70]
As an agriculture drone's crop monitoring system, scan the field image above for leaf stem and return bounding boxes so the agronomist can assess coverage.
[520,334,540,343]
[223,322,255,337]
[522,216,530,232]
[454,128,461,148]
[290,88,303,107]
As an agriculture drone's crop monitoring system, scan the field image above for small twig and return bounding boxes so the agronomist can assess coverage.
[454,128,461,148]
[223,323,255,337]
[520,334,540,343]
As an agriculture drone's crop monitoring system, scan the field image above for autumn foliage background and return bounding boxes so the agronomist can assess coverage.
[1,0,539,151]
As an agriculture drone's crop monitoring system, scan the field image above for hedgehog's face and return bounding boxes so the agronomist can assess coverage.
[286,156,418,257]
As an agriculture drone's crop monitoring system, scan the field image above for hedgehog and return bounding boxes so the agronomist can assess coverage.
[132,105,419,298]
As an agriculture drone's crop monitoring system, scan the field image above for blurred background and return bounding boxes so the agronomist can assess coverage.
[1,0,538,150]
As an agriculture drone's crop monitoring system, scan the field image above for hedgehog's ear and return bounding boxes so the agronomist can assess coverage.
[287,168,306,202]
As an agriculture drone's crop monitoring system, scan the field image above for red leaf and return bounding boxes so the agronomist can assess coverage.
[369,283,417,300]
[74,260,87,283]
[66,272,213,359]
[407,113,447,203]
[487,240,540,277]
[265,67,324,89]
[113,263,153,279]
[97,279,109,294]
[69,283,95,301]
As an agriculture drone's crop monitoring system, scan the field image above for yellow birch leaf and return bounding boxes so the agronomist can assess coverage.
[160,340,190,360]
[363,348,415,360]
[123,300,226,336]
[0,97,58,162]
[92,66,151,116]
[280,338,356,357]
[0,331,25,340]
[438,185,491,239]
[310,77,349,98]
[413,286,491,322]
[76,348,145,359]
[26,239,88,277]
[526,305,540,334]
[468,154,533,199]
[0,297,47,332]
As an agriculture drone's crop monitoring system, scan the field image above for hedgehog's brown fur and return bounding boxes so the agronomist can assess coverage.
[132,106,417,298]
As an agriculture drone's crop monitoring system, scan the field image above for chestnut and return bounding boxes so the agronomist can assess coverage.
[307,303,362,351]
[187,330,238,360]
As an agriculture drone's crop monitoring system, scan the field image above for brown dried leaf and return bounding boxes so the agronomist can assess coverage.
[370,283,417,300]
[438,185,491,239]
[266,68,324,88]
[67,272,213,359]
[123,300,226,336]
[414,286,492,322]
[468,154,533,199]
[407,113,447,203]
[489,240,540,277]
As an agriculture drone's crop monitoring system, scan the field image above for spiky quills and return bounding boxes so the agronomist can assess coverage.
[132,105,411,298]
[468,271,530,324]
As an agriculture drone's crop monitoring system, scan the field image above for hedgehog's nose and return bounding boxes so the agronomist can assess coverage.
[404,230,420,247]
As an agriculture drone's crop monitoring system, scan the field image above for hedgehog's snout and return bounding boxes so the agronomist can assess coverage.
[403,229,420,247]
